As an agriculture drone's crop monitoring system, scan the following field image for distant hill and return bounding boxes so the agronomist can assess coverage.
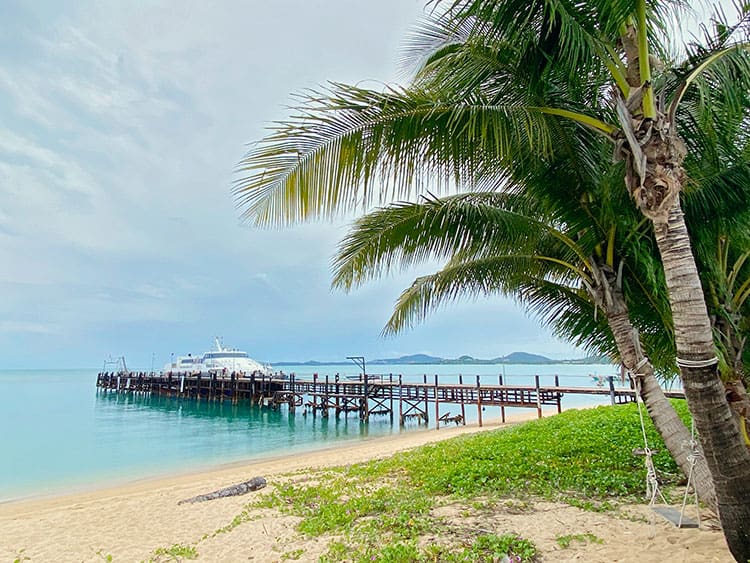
[370,354,443,365]
[274,352,611,366]
[561,354,611,365]
[498,351,556,364]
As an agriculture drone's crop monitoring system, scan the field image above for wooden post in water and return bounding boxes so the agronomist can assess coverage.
[398,374,404,426]
[459,374,466,424]
[335,374,341,418]
[499,375,506,423]
[422,374,429,424]
[361,372,369,422]
[196,373,202,402]
[312,373,318,417]
[250,372,258,405]
[535,375,542,418]
[434,375,440,429]
[555,375,562,413]
[389,374,394,423]
[476,375,483,427]
[323,375,329,418]
[608,375,616,405]
[288,373,295,412]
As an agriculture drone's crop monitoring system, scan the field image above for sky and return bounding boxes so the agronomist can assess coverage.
[0,0,584,369]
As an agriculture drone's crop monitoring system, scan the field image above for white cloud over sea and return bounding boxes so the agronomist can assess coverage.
[0,0,580,368]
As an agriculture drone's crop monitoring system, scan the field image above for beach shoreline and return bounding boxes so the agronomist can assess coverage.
[0,409,732,562]
[0,413,520,516]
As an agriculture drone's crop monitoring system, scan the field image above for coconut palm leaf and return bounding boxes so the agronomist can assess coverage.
[332,192,591,291]
[383,253,584,332]
[235,84,587,226]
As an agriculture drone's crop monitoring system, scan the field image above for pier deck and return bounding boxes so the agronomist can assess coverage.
[95,372,685,427]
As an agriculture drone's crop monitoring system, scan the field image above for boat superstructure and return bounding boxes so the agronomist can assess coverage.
[164,338,270,375]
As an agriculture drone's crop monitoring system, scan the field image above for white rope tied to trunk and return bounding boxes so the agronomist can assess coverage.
[633,356,650,375]
[634,380,668,522]
[679,419,701,528]
[675,356,719,369]
[634,376,701,530]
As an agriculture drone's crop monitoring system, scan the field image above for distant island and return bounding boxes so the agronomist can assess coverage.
[273,352,610,366]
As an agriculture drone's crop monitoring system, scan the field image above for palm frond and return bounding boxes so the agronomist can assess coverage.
[382,253,622,360]
[399,10,475,78]
[383,253,583,335]
[332,192,594,292]
[235,83,559,226]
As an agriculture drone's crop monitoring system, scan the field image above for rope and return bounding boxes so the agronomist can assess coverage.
[675,356,719,369]
[634,378,667,525]
[634,374,701,530]
[678,418,701,528]
[634,356,650,374]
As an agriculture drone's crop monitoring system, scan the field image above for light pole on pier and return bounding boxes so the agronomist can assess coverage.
[347,356,368,421]
[346,356,366,378]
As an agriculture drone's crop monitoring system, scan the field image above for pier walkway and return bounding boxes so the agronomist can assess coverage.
[95,372,685,427]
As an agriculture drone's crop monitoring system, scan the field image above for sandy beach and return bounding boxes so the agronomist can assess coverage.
[0,412,732,563]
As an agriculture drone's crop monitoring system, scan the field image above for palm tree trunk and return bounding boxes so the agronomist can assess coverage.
[588,260,716,506]
[605,305,717,509]
[615,36,750,548]
[653,200,750,561]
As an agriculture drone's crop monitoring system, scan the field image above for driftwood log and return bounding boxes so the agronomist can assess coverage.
[178,476,267,505]
[438,412,464,425]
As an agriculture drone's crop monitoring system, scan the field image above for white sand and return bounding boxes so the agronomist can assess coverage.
[0,412,732,562]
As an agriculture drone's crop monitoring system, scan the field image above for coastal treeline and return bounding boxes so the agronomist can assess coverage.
[235,1,750,559]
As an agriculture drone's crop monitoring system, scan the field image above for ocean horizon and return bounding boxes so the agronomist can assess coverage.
[1,363,621,503]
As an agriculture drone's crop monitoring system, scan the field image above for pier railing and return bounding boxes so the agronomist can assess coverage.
[95,371,684,427]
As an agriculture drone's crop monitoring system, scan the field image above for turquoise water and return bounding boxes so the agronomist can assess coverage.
[0,364,618,502]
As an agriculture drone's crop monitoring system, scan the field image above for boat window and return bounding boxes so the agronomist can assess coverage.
[203,352,249,359]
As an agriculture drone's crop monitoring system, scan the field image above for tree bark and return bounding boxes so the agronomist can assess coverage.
[653,201,750,562]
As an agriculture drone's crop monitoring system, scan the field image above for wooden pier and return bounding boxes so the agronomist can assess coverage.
[95,372,685,427]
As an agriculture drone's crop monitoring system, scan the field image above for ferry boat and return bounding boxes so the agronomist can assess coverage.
[164,338,270,376]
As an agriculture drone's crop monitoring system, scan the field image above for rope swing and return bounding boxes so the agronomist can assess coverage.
[632,371,700,530]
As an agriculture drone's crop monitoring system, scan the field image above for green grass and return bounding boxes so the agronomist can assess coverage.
[143,543,198,562]
[321,534,537,563]
[280,548,306,560]
[556,533,604,548]
[232,402,689,561]
[353,402,684,501]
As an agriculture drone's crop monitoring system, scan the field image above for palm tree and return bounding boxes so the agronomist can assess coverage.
[700,233,750,422]
[332,189,717,508]
[235,2,750,556]
[680,81,750,414]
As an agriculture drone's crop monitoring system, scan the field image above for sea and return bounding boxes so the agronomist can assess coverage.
[0,363,622,503]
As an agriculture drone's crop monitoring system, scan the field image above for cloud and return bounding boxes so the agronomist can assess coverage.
[0,321,60,335]
[0,0,582,369]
